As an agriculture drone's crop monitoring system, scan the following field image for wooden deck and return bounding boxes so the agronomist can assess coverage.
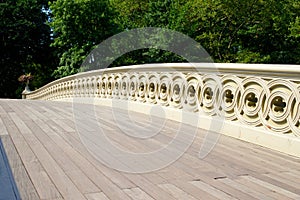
[0,99,299,200]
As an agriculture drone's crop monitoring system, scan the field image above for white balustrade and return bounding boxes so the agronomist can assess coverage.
[25,63,300,138]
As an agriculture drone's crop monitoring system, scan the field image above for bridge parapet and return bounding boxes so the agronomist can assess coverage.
[25,63,300,156]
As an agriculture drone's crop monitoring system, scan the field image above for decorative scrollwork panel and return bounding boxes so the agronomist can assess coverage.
[25,63,300,136]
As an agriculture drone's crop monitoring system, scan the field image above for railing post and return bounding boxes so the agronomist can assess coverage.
[21,85,31,99]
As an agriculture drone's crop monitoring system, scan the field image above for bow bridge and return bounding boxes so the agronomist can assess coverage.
[1,63,300,199]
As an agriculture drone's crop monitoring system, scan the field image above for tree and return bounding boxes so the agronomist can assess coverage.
[177,0,300,63]
[112,0,300,64]
[1,0,57,98]
[51,0,300,79]
[110,0,189,66]
[49,0,118,78]
[110,0,149,30]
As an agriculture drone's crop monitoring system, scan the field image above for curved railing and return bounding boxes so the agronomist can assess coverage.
[25,63,300,156]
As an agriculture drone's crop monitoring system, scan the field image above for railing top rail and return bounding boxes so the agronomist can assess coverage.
[80,63,300,76]
[24,62,300,158]
[28,63,300,95]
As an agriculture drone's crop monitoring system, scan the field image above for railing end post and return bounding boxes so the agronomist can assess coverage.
[22,86,31,99]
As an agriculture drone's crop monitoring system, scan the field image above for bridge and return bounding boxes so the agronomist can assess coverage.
[1,63,300,199]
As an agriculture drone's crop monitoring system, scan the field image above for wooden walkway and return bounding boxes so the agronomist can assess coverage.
[0,99,299,200]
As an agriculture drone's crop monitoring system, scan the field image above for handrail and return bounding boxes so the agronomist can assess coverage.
[25,63,300,138]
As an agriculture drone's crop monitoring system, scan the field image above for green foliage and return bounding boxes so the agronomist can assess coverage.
[110,0,189,65]
[49,0,118,78]
[48,0,300,79]
[111,0,149,29]
[2,0,300,98]
[1,0,57,98]
[178,0,300,63]
[290,17,300,38]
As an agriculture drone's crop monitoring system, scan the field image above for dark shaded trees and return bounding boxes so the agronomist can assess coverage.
[1,0,57,98]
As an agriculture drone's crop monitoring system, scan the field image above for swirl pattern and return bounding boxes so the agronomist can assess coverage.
[25,64,300,136]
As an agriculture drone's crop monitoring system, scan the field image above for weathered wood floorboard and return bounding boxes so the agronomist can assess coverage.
[0,99,299,200]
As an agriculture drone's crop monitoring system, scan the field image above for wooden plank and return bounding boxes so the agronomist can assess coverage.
[0,118,8,135]
[217,133,300,170]
[280,171,300,185]
[22,134,86,199]
[214,136,300,174]
[44,103,74,118]
[159,116,299,177]
[85,192,109,200]
[53,119,76,132]
[167,144,259,200]
[162,128,267,178]
[201,144,276,177]
[62,143,132,200]
[172,161,257,200]
[242,175,300,199]
[142,173,167,185]
[65,170,100,194]
[0,101,13,112]
[7,109,86,199]
[75,131,132,170]
[8,113,32,134]
[263,172,300,190]
[235,175,296,200]
[123,174,177,200]
[31,118,132,199]
[47,127,136,190]
[162,126,300,199]
[172,180,218,200]
[157,165,194,182]
[251,173,300,195]
[9,101,34,115]
[147,124,248,179]
[133,121,246,178]
[96,116,199,180]
[123,187,155,200]
[1,135,39,200]
[23,104,48,121]
[218,178,273,200]
[98,118,199,175]
[95,104,298,199]
[2,100,300,200]
[39,105,65,119]
[7,101,32,120]
[158,183,197,200]
[64,112,177,192]
[193,139,300,184]
[0,104,6,114]
[173,139,253,178]
[191,180,238,200]
[1,114,62,199]
[26,119,100,194]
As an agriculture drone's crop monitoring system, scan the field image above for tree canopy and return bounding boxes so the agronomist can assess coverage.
[1,0,57,98]
[111,0,300,63]
[1,0,300,98]
[49,0,118,78]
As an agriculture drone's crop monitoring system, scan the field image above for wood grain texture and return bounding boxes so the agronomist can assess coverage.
[0,99,299,200]
[0,135,39,200]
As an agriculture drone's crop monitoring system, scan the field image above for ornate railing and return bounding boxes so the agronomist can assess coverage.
[25,63,300,156]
